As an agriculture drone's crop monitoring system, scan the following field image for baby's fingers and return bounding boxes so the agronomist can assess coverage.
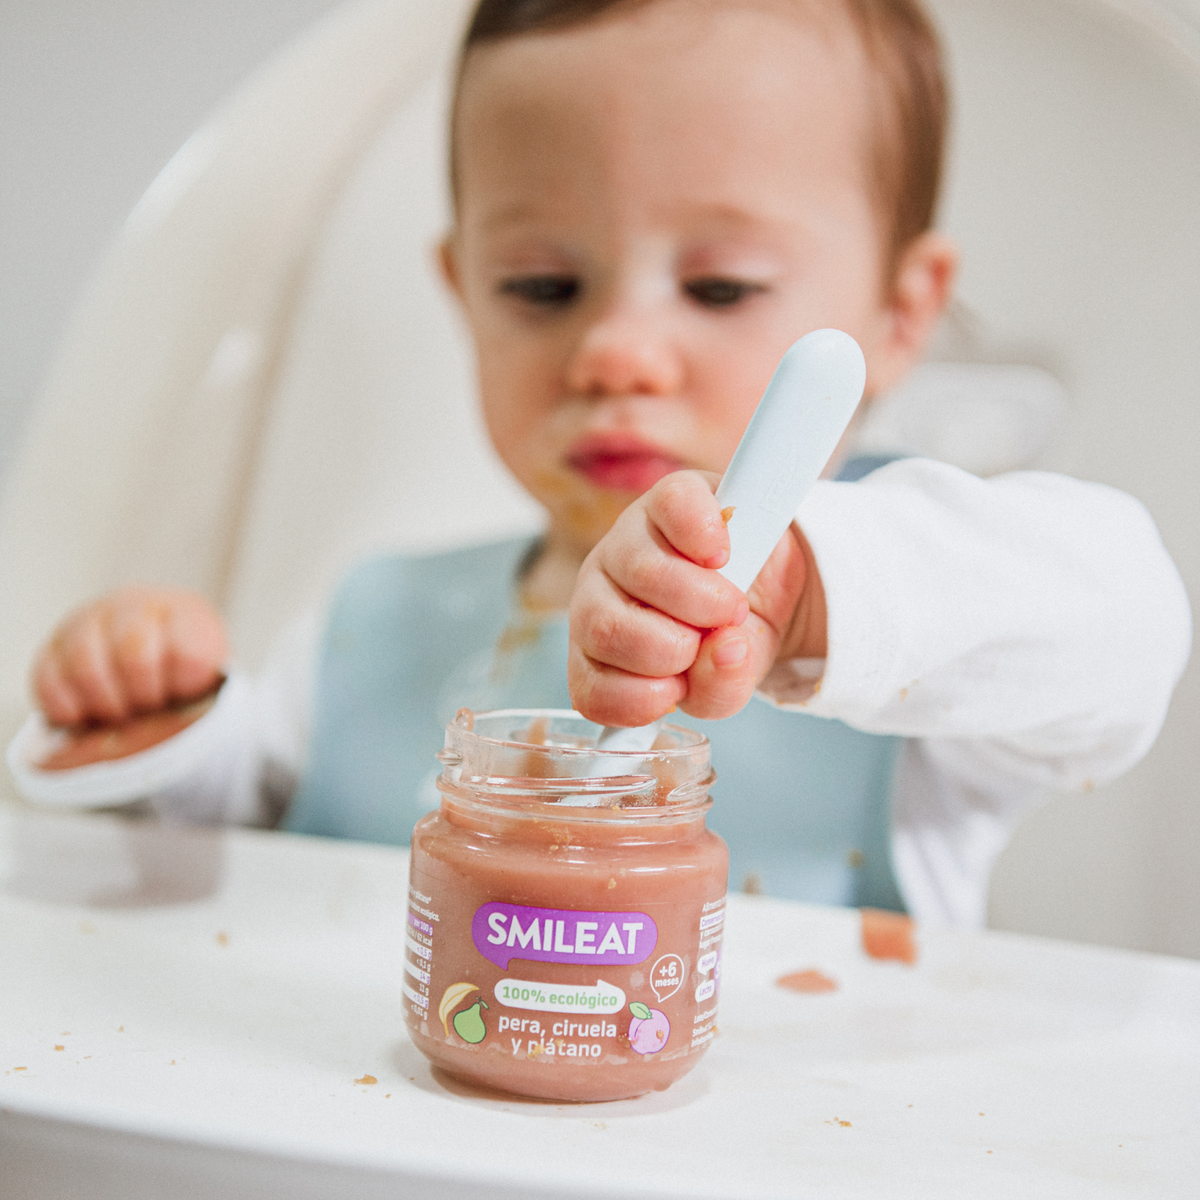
[160,594,227,700]
[109,587,225,709]
[43,609,131,725]
[32,588,227,729]
[680,614,781,721]
[32,648,87,728]
[643,471,731,569]
[570,559,703,679]
[567,642,688,730]
[598,501,746,634]
[109,598,169,713]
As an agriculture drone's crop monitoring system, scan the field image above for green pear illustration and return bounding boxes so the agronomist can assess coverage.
[452,999,489,1044]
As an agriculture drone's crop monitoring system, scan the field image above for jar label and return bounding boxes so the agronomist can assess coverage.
[472,902,658,969]
[407,884,724,1063]
[405,863,726,1100]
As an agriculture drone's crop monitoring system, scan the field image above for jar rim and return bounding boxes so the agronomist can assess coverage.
[437,708,714,820]
[447,707,707,751]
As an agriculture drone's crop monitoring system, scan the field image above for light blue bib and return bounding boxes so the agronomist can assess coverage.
[286,470,905,910]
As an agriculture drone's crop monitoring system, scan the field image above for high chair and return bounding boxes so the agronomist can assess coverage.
[0,0,1196,955]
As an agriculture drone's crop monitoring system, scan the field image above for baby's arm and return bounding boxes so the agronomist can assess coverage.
[772,460,1189,773]
[19,589,314,825]
[572,458,1189,764]
[570,459,1190,925]
[763,459,1191,923]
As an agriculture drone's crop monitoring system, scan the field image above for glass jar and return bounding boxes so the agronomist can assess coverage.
[405,709,728,1102]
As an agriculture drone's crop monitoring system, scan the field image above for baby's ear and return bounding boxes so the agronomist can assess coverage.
[873,232,959,393]
[436,234,463,298]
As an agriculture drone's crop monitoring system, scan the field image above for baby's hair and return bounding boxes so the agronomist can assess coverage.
[456,0,947,279]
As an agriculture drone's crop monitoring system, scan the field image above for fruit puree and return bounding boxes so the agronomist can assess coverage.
[405,709,728,1102]
[38,688,220,771]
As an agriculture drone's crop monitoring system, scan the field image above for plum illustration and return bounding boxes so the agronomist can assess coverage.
[452,999,488,1044]
[627,1001,670,1055]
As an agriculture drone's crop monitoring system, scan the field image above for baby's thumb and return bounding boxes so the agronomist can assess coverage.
[680,614,779,721]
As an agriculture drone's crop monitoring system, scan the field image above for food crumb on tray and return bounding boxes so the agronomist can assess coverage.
[355,1074,378,1086]
[860,908,917,964]
[776,969,838,993]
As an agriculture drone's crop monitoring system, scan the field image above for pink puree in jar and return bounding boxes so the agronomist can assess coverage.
[405,709,728,1102]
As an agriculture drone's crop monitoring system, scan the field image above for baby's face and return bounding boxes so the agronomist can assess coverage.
[446,1,924,553]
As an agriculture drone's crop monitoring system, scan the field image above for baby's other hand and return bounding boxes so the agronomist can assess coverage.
[32,587,227,728]
[568,471,820,727]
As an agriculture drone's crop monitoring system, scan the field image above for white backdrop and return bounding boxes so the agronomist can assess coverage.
[0,0,345,482]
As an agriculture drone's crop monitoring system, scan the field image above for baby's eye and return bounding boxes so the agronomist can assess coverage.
[683,277,767,308]
[498,275,580,306]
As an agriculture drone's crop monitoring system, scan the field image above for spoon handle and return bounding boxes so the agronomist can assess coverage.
[714,328,866,592]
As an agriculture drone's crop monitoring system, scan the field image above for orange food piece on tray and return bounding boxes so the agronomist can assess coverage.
[860,907,917,964]
[776,969,838,994]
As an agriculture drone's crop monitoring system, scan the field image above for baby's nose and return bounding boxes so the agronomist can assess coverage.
[565,311,683,398]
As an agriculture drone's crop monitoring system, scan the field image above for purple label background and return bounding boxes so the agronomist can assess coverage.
[472,902,658,970]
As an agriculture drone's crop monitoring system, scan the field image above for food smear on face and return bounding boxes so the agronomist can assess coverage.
[529,469,629,550]
[776,968,838,993]
[860,908,917,964]
[38,688,221,771]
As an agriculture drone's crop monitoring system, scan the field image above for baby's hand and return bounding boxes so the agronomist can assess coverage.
[568,471,822,727]
[32,587,228,727]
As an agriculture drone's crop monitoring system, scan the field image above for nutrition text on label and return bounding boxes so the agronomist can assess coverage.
[404,890,438,1019]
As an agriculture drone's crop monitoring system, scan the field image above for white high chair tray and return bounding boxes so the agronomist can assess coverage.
[1,809,1197,1199]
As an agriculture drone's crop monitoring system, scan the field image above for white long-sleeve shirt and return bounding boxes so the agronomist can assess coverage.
[9,460,1191,929]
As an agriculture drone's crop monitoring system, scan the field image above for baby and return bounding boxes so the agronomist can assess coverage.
[19,0,1190,926]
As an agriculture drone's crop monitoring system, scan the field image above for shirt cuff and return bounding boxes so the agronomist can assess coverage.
[780,476,908,723]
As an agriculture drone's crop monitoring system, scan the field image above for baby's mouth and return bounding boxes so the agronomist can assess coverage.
[565,434,686,493]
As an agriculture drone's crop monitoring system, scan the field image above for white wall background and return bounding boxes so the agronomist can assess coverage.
[2,0,1198,958]
[0,0,344,480]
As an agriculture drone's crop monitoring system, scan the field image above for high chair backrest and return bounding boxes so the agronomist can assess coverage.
[0,0,1196,954]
